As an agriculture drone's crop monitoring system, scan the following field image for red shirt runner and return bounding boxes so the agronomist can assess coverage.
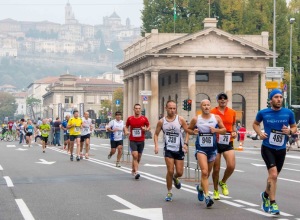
[126,116,149,142]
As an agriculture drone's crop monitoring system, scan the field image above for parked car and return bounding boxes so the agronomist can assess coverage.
[248,129,264,140]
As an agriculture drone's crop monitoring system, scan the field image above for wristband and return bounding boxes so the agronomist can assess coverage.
[184,142,188,146]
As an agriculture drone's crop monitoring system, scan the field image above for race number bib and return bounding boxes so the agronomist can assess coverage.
[132,128,142,137]
[218,133,231,145]
[42,130,48,135]
[27,128,33,133]
[166,132,180,150]
[75,126,80,132]
[269,129,285,146]
[114,130,123,140]
[67,129,70,134]
[83,127,89,132]
[198,133,214,147]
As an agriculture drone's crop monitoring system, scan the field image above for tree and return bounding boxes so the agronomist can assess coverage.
[111,87,124,115]
[99,100,112,122]
[0,92,17,121]
[26,97,41,121]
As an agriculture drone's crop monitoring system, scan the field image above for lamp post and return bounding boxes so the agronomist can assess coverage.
[289,18,295,108]
[107,48,114,82]
[273,0,276,67]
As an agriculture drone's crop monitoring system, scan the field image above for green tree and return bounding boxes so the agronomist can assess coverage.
[0,92,17,121]
[26,97,41,121]
[99,100,112,121]
[111,87,124,115]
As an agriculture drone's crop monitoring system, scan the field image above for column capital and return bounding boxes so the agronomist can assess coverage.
[150,69,160,73]
[187,69,197,74]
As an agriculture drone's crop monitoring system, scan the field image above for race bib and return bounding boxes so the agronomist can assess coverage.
[83,127,90,132]
[67,129,70,134]
[198,133,214,147]
[166,132,180,150]
[27,128,33,133]
[132,128,142,137]
[218,133,231,145]
[75,126,80,132]
[114,130,123,140]
[42,130,48,135]
[269,129,285,146]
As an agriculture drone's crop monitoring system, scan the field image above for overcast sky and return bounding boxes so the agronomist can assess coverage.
[0,0,144,27]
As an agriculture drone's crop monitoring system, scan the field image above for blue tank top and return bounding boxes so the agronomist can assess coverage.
[27,124,34,133]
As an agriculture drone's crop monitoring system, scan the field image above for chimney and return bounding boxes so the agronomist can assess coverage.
[203,18,218,29]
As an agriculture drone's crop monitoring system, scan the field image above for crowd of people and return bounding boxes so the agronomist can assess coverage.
[1,89,297,215]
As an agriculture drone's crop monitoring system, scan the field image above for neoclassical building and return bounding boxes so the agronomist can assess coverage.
[117,18,274,130]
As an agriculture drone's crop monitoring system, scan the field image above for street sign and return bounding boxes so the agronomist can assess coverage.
[266,67,284,78]
[143,101,148,104]
[115,99,120,105]
[142,96,148,101]
[284,91,287,99]
[140,90,152,96]
[265,81,279,89]
[283,83,287,91]
[291,105,300,108]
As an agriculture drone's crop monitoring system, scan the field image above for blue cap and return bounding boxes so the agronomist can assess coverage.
[269,89,282,99]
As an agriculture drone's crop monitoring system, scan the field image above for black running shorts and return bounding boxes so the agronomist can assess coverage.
[130,141,144,153]
[261,145,286,173]
[110,140,123,148]
[217,141,234,153]
[164,148,185,160]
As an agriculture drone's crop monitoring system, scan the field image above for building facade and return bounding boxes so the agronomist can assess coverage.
[118,18,274,131]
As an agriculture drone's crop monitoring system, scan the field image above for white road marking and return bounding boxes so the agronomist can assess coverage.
[278,177,300,183]
[219,200,244,208]
[251,163,265,167]
[234,200,259,207]
[35,159,56,165]
[144,164,166,167]
[220,167,244,172]
[286,155,300,159]
[283,168,300,172]
[108,195,140,209]
[280,211,294,217]
[245,208,273,217]
[3,176,14,187]
[7,145,16,148]
[285,162,300,166]
[0,165,3,170]
[236,156,263,162]
[16,148,28,151]
[15,199,35,220]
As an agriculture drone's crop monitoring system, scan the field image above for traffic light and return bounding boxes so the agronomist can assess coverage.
[183,99,188,111]
[187,99,192,111]
[141,109,146,116]
[267,98,271,108]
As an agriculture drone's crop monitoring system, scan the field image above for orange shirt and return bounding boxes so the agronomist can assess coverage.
[211,106,236,141]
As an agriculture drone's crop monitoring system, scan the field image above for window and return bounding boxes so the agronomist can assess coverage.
[196,72,209,82]
[232,73,244,82]
[65,96,73,103]
[161,77,165,86]
[168,75,171,85]
[175,73,178,83]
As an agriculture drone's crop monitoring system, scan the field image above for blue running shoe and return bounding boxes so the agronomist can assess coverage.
[270,203,280,215]
[173,176,181,189]
[196,185,204,201]
[260,192,270,213]
[205,196,214,208]
[165,193,173,202]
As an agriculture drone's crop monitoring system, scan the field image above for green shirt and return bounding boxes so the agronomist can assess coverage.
[39,124,51,137]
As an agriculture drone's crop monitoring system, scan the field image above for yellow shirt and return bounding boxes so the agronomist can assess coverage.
[68,117,82,135]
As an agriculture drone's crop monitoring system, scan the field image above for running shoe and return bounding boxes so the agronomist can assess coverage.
[116,162,121,167]
[269,203,280,215]
[70,154,73,161]
[205,196,214,208]
[165,192,173,202]
[260,192,270,213]
[213,190,220,200]
[219,181,229,196]
[80,154,83,159]
[134,173,140,180]
[196,185,204,201]
[173,176,181,189]
[43,150,45,153]
[108,154,111,159]
[76,156,80,161]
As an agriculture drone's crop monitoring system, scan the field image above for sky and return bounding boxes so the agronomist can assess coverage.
[0,0,144,27]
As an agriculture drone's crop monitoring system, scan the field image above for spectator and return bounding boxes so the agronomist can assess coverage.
[53,117,61,146]
[239,125,246,147]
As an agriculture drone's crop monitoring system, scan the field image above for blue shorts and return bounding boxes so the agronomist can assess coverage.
[195,149,217,162]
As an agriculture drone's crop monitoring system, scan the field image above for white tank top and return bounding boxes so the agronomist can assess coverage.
[196,114,218,148]
[81,118,92,135]
[162,115,183,152]
[109,119,124,141]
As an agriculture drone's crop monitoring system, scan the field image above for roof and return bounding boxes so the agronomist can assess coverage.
[34,76,59,84]
[110,11,120,19]
[76,78,122,85]
[13,92,27,98]
[0,84,16,89]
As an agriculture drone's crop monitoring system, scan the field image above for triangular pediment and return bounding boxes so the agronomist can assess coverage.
[150,28,274,57]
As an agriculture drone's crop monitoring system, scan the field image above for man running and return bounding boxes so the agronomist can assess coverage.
[125,104,150,179]
[211,92,237,200]
[107,111,126,167]
[24,119,34,147]
[154,100,190,202]
[39,119,51,153]
[61,115,70,153]
[80,112,93,159]
[187,99,226,208]
[253,89,297,215]
[67,110,83,161]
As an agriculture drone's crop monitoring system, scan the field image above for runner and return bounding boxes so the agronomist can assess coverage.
[125,103,150,179]
[253,89,297,215]
[18,119,26,144]
[67,110,83,161]
[107,111,126,167]
[39,119,51,153]
[211,92,237,200]
[25,119,34,147]
[80,112,93,159]
[61,115,70,153]
[187,99,226,208]
[154,100,190,202]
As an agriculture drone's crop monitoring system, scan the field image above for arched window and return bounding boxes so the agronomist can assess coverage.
[232,94,246,126]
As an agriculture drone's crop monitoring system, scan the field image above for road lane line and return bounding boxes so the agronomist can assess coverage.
[285,162,300,166]
[7,145,16,148]
[279,211,293,217]
[15,199,35,220]
[108,195,141,209]
[0,165,3,170]
[283,168,300,172]
[234,200,259,207]
[278,177,300,183]
[219,200,244,208]
[3,176,14,187]
[245,208,273,217]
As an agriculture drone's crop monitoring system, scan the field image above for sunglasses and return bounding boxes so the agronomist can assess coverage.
[218,97,227,100]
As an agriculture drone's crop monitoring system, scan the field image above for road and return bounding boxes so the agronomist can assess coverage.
[0,137,300,220]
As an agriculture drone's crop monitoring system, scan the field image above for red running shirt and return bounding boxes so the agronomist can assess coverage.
[126,116,150,142]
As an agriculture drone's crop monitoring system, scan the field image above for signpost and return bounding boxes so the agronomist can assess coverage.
[266,67,284,78]
[139,90,152,96]
[265,81,279,89]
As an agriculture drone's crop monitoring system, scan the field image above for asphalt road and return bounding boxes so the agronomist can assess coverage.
[1,137,300,220]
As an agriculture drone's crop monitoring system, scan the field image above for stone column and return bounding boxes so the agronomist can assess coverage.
[127,78,133,117]
[123,79,128,120]
[188,70,196,115]
[150,70,159,130]
[144,72,151,119]
[133,76,139,105]
[260,71,268,110]
[138,74,144,106]
[224,71,233,108]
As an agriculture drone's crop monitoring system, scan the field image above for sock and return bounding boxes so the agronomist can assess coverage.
[264,191,269,198]
[270,200,276,205]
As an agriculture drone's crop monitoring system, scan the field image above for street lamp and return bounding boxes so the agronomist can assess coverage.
[289,17,295,107]
[106,48,114,82]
